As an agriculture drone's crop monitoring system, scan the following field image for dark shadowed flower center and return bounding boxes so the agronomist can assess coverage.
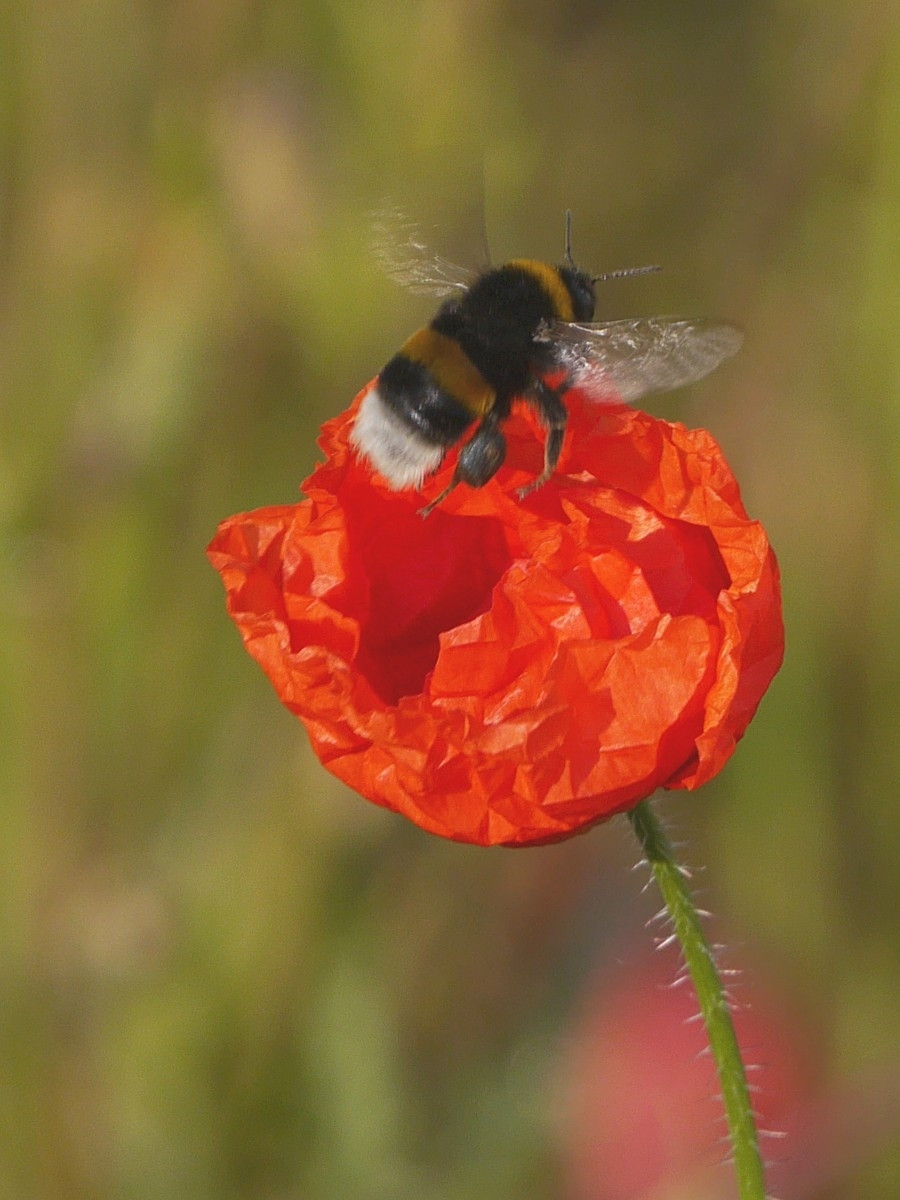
[346,504,513,704]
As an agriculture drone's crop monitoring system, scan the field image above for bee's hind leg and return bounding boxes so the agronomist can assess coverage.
[419,414,507,517]
[517,381,568,499]
[418,481,456,518]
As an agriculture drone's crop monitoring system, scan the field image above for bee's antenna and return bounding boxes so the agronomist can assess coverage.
[478,152,492,266]
[592,264,663,283]
[566,214,660,281]
[564,210,576,267]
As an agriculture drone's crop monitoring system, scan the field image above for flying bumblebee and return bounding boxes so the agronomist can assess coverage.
[350,213,743,515]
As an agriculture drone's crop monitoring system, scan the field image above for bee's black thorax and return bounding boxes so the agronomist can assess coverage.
[430,268,541,403]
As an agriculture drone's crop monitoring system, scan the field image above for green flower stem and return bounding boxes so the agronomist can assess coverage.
[627,798,767,1200]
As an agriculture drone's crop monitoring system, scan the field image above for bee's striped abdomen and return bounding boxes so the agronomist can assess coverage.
[400,328,495,419]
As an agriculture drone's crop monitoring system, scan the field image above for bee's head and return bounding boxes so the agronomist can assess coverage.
[558,264,596,322]
[560,210,661,322]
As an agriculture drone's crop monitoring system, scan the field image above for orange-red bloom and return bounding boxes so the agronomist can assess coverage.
[208,382,783,847]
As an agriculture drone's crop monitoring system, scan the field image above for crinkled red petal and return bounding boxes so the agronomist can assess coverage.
[208,382,783,846]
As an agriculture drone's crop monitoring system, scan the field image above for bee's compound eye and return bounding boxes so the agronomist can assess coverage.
[455,424,506,489]
[558,265,596,322]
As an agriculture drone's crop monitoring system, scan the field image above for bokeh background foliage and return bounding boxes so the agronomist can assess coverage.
[1,3,898,1198]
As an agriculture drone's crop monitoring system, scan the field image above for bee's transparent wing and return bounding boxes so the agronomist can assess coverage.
[547,317,744,403]
[371,208,474,297]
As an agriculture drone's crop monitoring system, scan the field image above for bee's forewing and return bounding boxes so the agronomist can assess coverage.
[371,208,474,297]
[553,317,744,403]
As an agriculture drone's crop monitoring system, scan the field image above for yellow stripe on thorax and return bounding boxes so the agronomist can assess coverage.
[400,328,495,417]
[506,259,575,322]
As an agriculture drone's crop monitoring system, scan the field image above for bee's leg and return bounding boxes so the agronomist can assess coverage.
[419,415,507,517]
[418,482,455,518]
[517,381,568,499]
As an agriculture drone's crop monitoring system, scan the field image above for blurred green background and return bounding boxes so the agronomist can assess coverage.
[2,3,898,1198]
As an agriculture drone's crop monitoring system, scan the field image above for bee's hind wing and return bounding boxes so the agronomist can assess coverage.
[371,207,474,298]
[547,317,744,404]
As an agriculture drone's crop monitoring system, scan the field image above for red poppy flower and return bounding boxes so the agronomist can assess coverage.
[208,381,783,847]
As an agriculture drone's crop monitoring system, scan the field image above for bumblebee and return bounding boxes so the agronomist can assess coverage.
[351,214,742,515]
